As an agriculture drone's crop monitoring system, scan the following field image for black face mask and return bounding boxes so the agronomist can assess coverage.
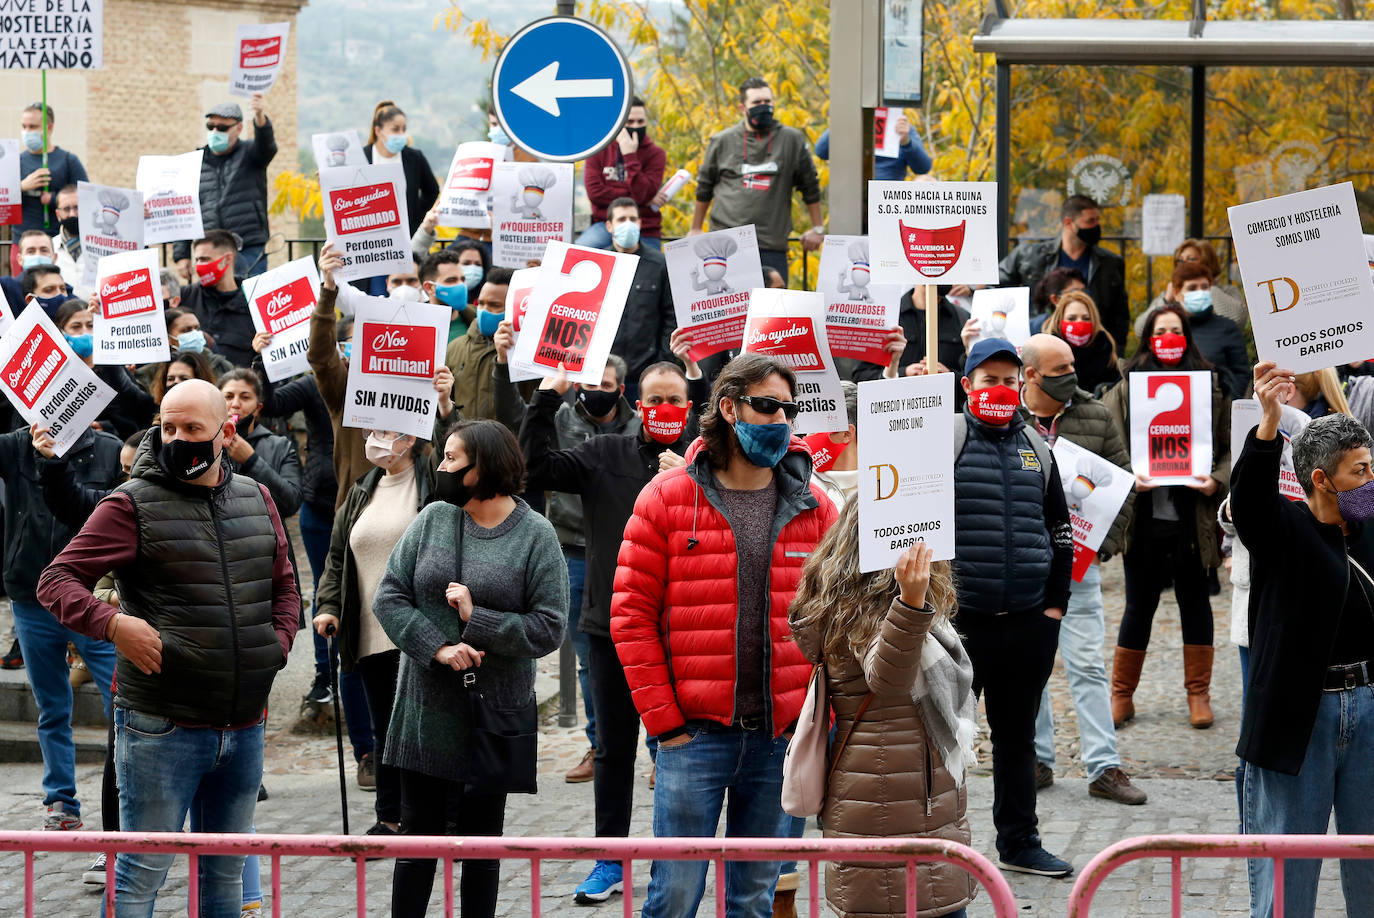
[746,104,774,131]
[1075,223,1102,247]
[1037,370,1079,403]
[434,464,476,507]
[162,433,221,482]
[628,126,647,143]
[59,216,80,237]
[578,387,620,418]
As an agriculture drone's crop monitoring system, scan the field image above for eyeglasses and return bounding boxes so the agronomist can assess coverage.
[205,123,235,132]
[736,395,799,421]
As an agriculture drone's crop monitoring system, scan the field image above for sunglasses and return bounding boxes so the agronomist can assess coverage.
[736,395,799,421]
[205,123,236,132]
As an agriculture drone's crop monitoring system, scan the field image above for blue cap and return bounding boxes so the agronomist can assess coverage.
[964,337,1022,375]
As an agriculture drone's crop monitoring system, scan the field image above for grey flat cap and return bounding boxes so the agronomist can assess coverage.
[206,102,244,121]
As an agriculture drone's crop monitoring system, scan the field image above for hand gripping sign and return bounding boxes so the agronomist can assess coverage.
[509,242,638,385]
[490,161,574,267]
[664,224,765,361]
[741,289,846,435]
[93,248,169,366]
[78,181,145,288]
[136,151,205,245]
[230,22,292,98]
[343,295,450,440]
[817,235,902,366]
[1128,371,1214,486]
[1051,436,1133,581]
[867,180,998,287]
[0,307,115,457]
[439,142,511,230]
[243,256,322,382]
[320,163,412,283]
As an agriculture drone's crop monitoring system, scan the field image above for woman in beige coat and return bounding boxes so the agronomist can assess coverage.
[790,501,977,918]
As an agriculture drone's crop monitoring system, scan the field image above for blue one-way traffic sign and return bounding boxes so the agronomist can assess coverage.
[491,17,634,163]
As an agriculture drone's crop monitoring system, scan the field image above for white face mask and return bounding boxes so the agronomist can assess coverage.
[364,432,407,469]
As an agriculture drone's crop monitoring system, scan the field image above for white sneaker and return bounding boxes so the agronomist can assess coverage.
[82,852,107,886]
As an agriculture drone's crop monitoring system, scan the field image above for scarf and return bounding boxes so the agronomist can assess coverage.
[906,617,979,786]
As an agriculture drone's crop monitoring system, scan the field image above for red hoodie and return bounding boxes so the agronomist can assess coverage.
[583,137,667,236]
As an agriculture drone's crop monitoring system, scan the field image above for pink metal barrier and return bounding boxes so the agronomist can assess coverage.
[1068,833,1374,918]
[0,831,1020,918]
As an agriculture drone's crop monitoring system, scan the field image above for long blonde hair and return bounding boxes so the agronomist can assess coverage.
[1294,368,1351,417]
[789,500,957,663]
[1047,289,1118,355]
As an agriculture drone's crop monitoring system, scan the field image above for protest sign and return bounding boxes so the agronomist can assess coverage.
[78,181,144,288]
[802,431,844,473]
[93,248,167,365]
[970,287,1031,349]
[818,235,902,366]
[741,289,845,435]
[490,161,574,267]
[230,22,291,97]
[873,107,901,159]
[0,291,14,338]
[1228,182,1374,374]
[1052,436,1133,581]
[504,266,542,383]
[663,224,764,361]
[311,131,366,170]
[856,373,956,572]
[0,0,102,69]
[509,242,638,385]
[438,142,510,230]
[1141,193,1185,256]
[868,180,998,286]
[1128,370,1214,485]
[0,140,20,224]
[343,295,449,440]
[1230,399,1308,502]
[243,256,321,382]
[0,308,114,456]
[319,163,412,283]
[136,151,204,245]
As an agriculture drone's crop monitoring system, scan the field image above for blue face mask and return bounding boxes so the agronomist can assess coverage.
[207,130,231,154]
[176,329,207,354]
[340,342,352,361]
[461,264,485,290]
[22,130,43,153]
[477,308,503,337]
[612,221,641,250]
[384,133,408,154]
[65,333,93,358]
[21,254,53,269]
[31,292,67,316]
[733,419,791,469]
[488,126,510,146]
[434,283,467,309]
[1182,289,1212,314]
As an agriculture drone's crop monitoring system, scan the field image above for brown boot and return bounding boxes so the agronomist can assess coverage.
[1110,646,1146,727]
[1184,644,1214,729]
[773,872,799,918]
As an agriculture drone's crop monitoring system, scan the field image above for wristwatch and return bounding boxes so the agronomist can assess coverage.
[808,226,825,236]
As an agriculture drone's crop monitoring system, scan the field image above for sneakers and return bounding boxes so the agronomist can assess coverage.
[82,853,107,886]
[1035,761,1054,790]
[364,821,398,862]
[1,639,22,670]
[565,748,595,784]
[357,753,377,791]
[44,802,83,831]
[304,671,332,706]
[241,902,262,916]
[574,860,624,904]
[999,845,1072,878]
[1089,767,1148,805]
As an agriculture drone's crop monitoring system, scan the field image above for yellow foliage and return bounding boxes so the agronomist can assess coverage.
[270,171,322,221]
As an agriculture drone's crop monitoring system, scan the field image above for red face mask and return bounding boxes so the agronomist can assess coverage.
[1061,320,1094,348]
[640,401,689,445]
[801,431,842,473]
[195,254,231,287]
[1150,332,1187,367]
[966,384,1021,426]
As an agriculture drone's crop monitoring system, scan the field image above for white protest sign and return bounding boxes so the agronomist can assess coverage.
[873,108,901,159]
[93,248,168,366]
[0,292,14,338]
[868,180,998,286]
[438,142,510,230]
[229,22,291,98]
[1052,436,1133,582]
[136,151,204,245]
[0,308,114,456]
[1128,370,1214,485]
[490,161,574,267]
[0,0,102,70]
[1229,182,1374,374]
[243,256,320,382]
[663,224,764,362]
[78,181,144,288]
[0,139,20,225]
[311,131,366,170]
[319,162,412,283]
[504,266,542,383]
[818,235,901,367]
[509,242,639,385]
[343,296,449,440]
[1141,193,1185,256]
[970,287,1031,350]
[1230,399,1309,502]
[857,373,956,571]
[741,289,845,435]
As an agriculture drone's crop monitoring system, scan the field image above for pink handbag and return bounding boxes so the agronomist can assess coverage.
[781,660,872,817]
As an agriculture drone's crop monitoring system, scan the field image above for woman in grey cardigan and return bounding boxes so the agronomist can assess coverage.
[374,419,568,918]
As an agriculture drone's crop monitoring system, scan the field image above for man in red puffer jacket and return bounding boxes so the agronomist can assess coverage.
[612,352,837,918]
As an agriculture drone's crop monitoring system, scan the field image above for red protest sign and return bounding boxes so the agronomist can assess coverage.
[899,219,966,278]
[330,183,400,235]
[240,37,282,69]
[359,323,436,379]
[254,276,317,335]
[744,316,824,371]
[100,269,158,320]
[449,156,494,192]
[1146,374,1193,479]
[531,248,616,374]
[4,324,68,410]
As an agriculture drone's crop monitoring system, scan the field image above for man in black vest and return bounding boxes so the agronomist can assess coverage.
[39,378,300,916]
[953,338,1075,878]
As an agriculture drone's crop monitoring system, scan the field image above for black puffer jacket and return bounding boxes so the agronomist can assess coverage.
[178,282,256,368]
[610,246,676,384]
[172,119,278,260]
[256,367,337,514]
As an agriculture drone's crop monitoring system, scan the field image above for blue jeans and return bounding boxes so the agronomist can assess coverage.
[564,549,595,746]
[235,244,266,278]
[1243,685,1374,917]
[572,222,662,253]
[1033,564,1122,780]
[10,599,115,812]
[109,707,264,918]
[643,725,792,918]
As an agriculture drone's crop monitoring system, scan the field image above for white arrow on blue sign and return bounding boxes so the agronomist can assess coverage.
[491,17,634,163]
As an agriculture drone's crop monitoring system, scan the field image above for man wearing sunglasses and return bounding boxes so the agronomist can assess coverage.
[613,352,837,918]
[173,93,277,282]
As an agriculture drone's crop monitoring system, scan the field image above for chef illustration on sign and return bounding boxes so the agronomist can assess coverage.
[510,165,559,219]
[93,190,129,236]
[1065,451,1117,512]
[836,238,872,301]
[324,134,350,167]
[690,234,738,295]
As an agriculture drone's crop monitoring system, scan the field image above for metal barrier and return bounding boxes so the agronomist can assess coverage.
[0,831,1019,918]
[1067,833,1374,918]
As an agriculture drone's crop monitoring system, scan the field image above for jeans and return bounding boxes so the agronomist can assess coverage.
[643,725,792,918]
[759,249,789,286]
[1243,686,1374,917]
[564,549,595,746]
[1034,564,1122,781]
[10,599,115,812]
[108,707,263,918]
[355,649,403,825]
[235,244,266,278]
[572,222,662,253]
[586,633,642,837]
[393,768,507,918]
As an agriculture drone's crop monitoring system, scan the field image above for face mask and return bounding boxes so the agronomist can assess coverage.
[339,341,352,361]
[1037,371,1078,403]
[1182,289,1212,314]
[461,264,484,290]
[1075,223,1102,247]
[364,432,408,469]
[1332,480,1374,524]
[1061,320,1094,347]
[612,221,641,250]
[965,384,1021,426]
[477,309,503,337]
[435,464,476,506]
[384,134,408,154]
[195,254,231,287]
[31,292,67,315]
[801,431,842,473]
[578,387,620,418]
[176,329,206,354]
[162,432,222,482]
[434,283,467,309]
[628,126,647,143]
[488,126,510,146]
[207,130,231,154]
[59,216,80,237]
[746,103,774,131]
[1150,332,1187,366]
[21,254,53,269]
[733,419,791,468]
[64,333,94,358]
[22,130,44,153]
[640,401,689,445]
